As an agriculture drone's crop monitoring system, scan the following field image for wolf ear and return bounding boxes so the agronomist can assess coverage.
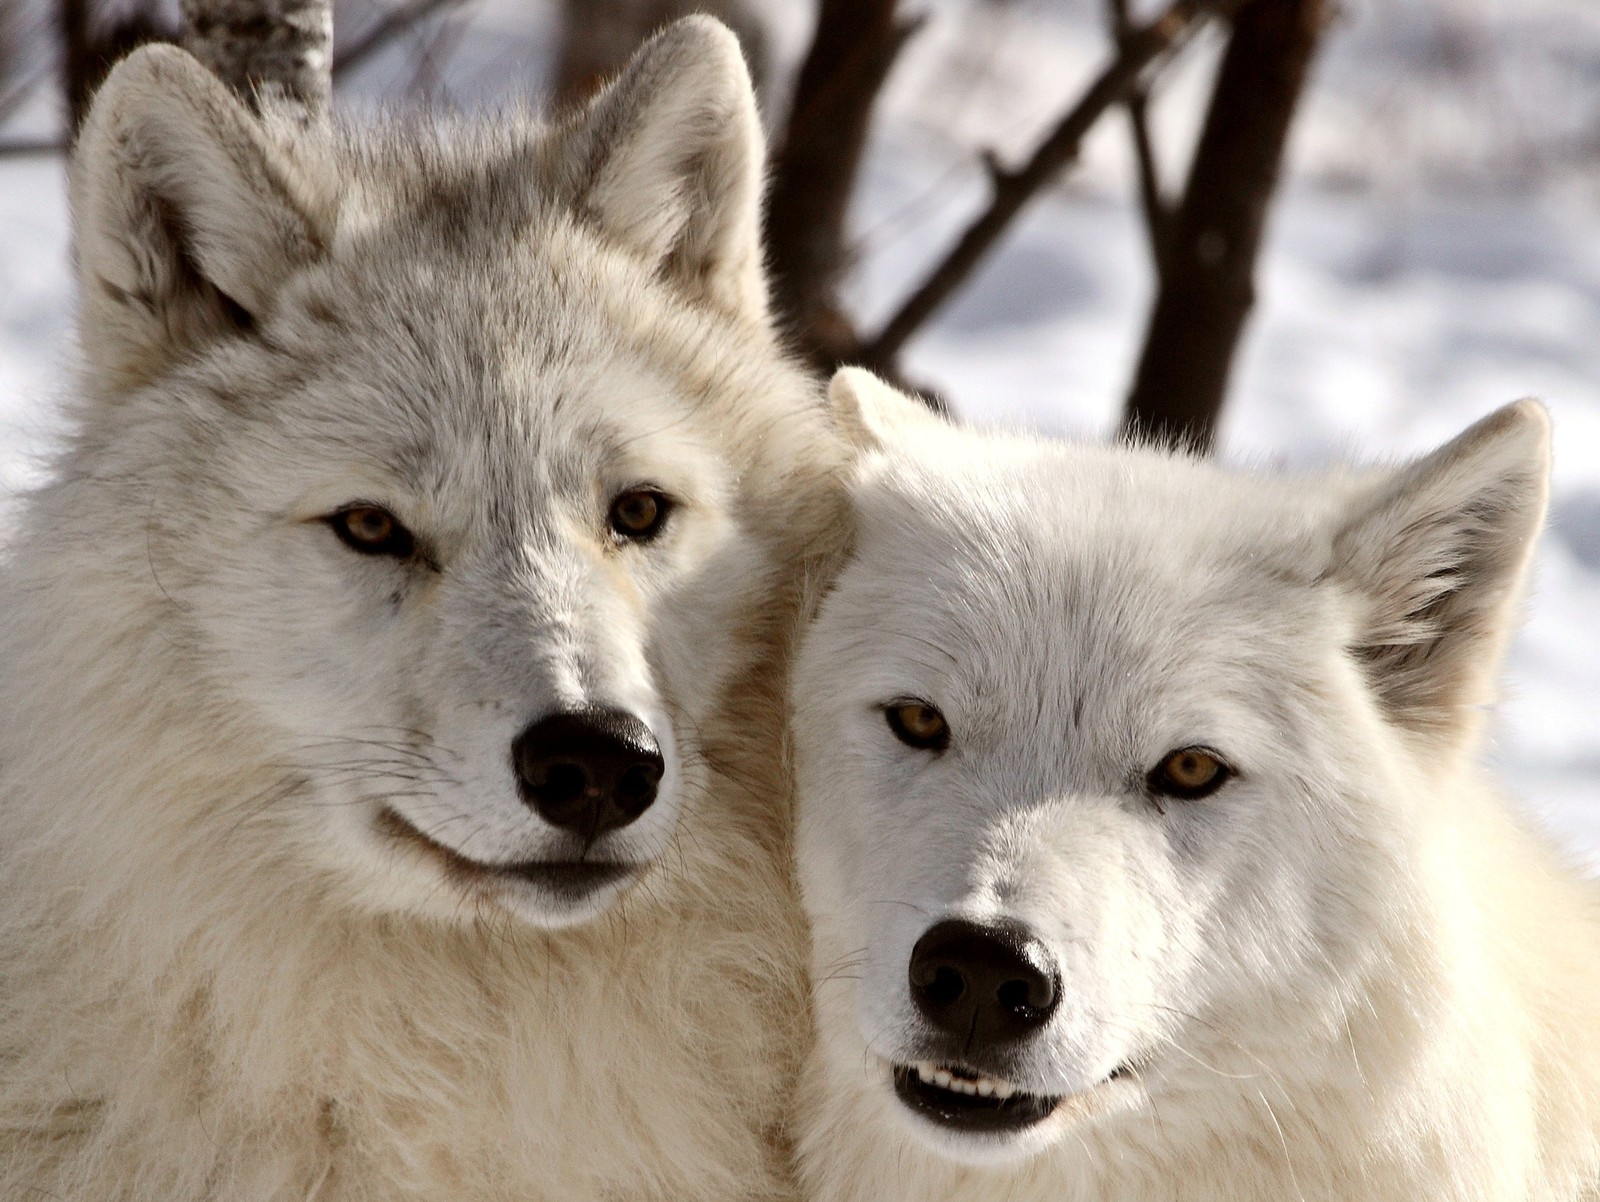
[71,44,330,392]
[828,368,947,451]
[1331,400,1550,749]
[565,16,767,319]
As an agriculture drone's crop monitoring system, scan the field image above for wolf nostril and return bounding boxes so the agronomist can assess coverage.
[536,762,588,805]
[909,918,1061,1051]
[615,763,660,813]
[511,709,664,841]
[998,975,1055,1012]
[922,965,965,1006]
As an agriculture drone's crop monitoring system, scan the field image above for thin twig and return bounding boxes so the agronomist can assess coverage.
[0,65,50,128]
[0,138,67,157]
[857,0,1240,369]
[1109,0,1170,272]
[332,0,469,79]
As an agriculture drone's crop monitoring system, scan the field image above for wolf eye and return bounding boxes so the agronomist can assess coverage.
[608,489,671,542]
[328,505,415,559]
[884,700,950,752]
[1146,747,1233,802]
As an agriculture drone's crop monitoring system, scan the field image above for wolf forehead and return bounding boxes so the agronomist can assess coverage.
[164,126,790,481]
[259,131,733,378]
[842,441,1343,643]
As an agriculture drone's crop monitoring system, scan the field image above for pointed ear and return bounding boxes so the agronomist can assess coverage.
[828,368,948,451]
[566,16,767,319]
[70,44,332,392]
[1331,400,1551,749]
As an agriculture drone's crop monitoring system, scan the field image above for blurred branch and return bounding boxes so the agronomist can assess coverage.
[765,0,921,371]
[333,0,470,80]
[59,0,95,133]
[1108,0,1171,272]
[0,63,50,129]
[58,0,173,137]
[0,138,67,157]
[1120,0,1327,452]
[858,0,1239,371]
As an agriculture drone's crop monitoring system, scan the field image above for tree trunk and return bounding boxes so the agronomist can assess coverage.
[180,0,332,120]
[1119,0,1325,452]
[764,0,913,371]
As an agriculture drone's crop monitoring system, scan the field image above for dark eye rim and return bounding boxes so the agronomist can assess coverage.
[1145,745,1235,805]
[325,503,418,560]
[607,486,674,543]
[882,697,951,753]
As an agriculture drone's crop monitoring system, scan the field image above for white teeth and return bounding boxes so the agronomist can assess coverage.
[908,1062,1022,1100]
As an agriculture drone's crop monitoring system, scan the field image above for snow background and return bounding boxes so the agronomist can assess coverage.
[2,0,1597,859]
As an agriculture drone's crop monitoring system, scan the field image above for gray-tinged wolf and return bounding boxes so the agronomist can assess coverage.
[0,19,845,1201]
[792,368,1600,1201]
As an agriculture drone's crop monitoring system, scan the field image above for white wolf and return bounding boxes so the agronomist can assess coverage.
[0,21,846,1202]
[791,369,1600,1202]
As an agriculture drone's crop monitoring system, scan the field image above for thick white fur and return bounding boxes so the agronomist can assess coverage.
[792,369,1600,1201]
[0,22,847,1201]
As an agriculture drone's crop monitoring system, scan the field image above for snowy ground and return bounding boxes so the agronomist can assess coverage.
[1,0,1596,860]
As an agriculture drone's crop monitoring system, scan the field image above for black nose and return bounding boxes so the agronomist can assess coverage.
[511,709,664,841]
[909,918,1060,1049]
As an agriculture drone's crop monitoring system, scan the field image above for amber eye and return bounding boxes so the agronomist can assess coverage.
[1146,747,1233,802]
[608,489,671,542]
[328,505,415,559]
[884,700,950,752]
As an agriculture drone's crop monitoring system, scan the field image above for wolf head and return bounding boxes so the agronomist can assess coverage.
[794,370,1549,1166]
[52,20,833,930]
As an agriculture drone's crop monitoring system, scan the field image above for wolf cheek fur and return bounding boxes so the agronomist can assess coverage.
[0,18,848,1202]
[792,369,1600,1201]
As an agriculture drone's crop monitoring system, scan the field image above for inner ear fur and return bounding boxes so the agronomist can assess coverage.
[828,368,948,452]
[561,16,767,320]
[1330,400,1551,749]
[71,44,331,393]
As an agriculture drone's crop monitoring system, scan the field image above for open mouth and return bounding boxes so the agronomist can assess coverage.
[377,808,640,899]
[891,1062,1061,1133]
[891,1058,1138,1135]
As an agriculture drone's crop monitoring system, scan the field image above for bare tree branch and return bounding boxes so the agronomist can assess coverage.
[0,62,51,131]
[1125,91,1167,267]
[333,0,470,81]
[0,0,23,123]
[857,0,1238,371]
[58,0,173,137]
[0,138,67,158]
[59,0,95,134]
[1109,0,1170,272]
[764,0,920,371]
[1120,0,1327,452]
[181,0,332,119]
